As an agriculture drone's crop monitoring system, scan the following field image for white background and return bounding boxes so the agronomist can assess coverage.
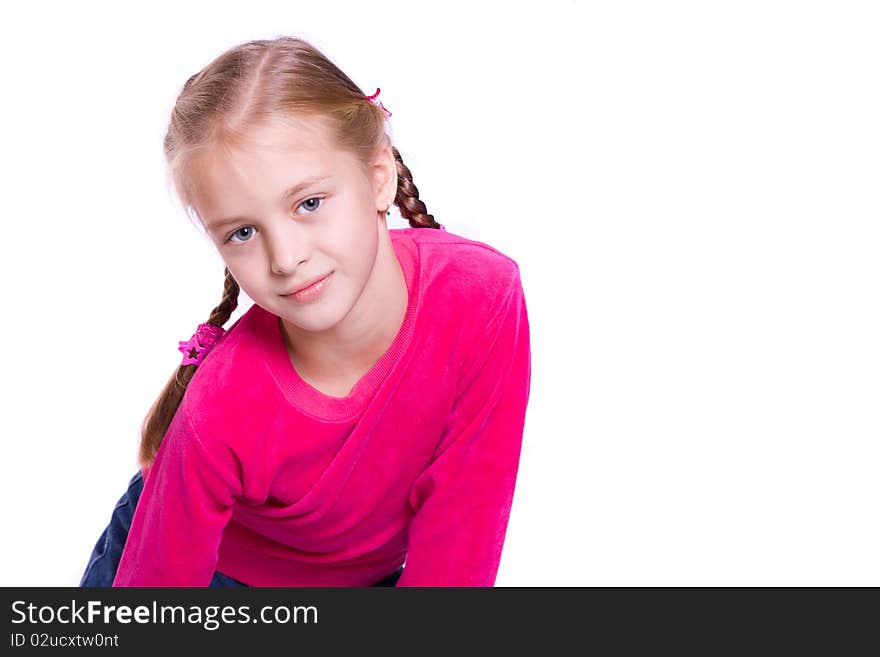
[1,0,877,586]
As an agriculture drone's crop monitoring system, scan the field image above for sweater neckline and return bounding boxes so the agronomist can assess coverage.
[256,231,420,422]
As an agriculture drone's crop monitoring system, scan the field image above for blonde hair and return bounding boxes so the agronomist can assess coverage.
[140,35,441,469]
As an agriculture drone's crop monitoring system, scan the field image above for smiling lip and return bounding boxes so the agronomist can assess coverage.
[282,272,333,300]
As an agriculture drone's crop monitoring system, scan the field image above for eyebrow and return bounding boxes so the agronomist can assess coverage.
[205,174,333,232]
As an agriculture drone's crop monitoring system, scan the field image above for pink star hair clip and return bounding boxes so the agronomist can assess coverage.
[366,88,392,119]
[178,322,226,367]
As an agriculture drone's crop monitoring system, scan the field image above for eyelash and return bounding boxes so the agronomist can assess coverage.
[223,196,325,244]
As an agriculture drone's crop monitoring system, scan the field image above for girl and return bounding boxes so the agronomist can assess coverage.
[80,35,531,587]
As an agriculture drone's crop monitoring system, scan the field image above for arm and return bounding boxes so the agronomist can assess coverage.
[397,267,532,586]
[113,410,242,587]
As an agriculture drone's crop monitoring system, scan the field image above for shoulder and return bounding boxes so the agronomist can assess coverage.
[393,227,522,313]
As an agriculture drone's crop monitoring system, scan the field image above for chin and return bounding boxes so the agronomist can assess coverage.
[278,300,348,332]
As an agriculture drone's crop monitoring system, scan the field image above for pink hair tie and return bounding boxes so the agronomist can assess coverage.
[366,88,392,119]
[178,322,226,366]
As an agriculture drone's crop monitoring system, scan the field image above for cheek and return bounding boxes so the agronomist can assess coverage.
[224,263,260,294]
[329,222,375,262]
[347,229,379,270]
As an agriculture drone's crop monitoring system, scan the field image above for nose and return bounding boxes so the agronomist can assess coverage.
[268,224,310,276]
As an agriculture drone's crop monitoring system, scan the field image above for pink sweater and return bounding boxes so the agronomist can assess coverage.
[113,227,531,587]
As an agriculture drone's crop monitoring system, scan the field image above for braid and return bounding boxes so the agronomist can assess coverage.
[391,146,443,229]
[207,267,241,331]
[138,267,240,469]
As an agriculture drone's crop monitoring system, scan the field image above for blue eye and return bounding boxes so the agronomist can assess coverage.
[226,226,255,244]
[224,196,324,244]
[300,197,323,213]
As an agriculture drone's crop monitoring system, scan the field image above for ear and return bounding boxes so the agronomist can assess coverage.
[371,144,398,213]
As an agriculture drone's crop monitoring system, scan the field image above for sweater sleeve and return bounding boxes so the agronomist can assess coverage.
[397,266,532,586]
[112,409,243,587]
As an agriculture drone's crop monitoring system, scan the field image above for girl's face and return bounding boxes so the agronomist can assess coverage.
[187,116,397,339]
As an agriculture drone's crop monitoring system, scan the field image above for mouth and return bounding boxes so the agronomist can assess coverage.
[282,272,334,301]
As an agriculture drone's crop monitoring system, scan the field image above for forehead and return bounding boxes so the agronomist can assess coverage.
[240,114,338,152]
[185,117,359,217]
[190,116,337,183]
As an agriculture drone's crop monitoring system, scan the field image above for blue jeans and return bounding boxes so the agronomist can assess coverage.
[80,471,404,587]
